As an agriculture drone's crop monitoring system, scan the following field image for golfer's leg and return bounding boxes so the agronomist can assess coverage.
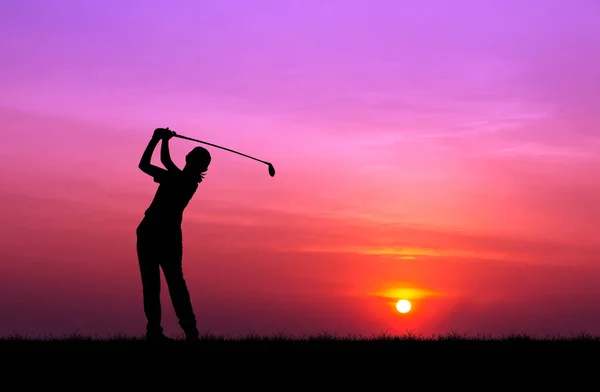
[137,238,163,336]
[162,247,199,338]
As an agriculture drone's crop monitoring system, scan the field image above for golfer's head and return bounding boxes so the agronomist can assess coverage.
[186,147,211,173]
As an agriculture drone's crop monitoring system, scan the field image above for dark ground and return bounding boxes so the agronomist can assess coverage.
[1,332,596,386]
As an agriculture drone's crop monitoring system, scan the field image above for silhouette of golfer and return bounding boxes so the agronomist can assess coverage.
[136,128,211,342]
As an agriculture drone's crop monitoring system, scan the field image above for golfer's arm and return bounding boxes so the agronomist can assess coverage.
[138,137,162,175]
[160,138,180,171]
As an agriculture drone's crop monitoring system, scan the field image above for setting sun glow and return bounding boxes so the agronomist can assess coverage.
[396,299,411,313]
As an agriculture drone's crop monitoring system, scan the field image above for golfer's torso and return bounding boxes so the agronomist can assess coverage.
[142,177,198,229]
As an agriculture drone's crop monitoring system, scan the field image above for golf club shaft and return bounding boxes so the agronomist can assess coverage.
[172,133,268,165]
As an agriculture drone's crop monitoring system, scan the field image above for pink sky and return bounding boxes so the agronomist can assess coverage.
[1,0,600,338]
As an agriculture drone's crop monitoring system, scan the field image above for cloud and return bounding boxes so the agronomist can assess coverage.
[371,286,444,301]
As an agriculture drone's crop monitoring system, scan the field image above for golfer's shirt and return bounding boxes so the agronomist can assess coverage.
[143,169,200,228]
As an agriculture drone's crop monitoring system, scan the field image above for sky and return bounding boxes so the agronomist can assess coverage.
[1,0,600,338]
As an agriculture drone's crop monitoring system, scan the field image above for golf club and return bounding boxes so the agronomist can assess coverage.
[171,131,276,177]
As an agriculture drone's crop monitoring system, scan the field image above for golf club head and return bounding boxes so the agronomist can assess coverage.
[267,163,276,177]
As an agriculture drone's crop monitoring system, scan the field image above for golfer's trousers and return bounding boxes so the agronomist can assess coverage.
[136,219,198,337]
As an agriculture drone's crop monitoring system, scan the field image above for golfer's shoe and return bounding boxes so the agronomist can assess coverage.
[185,335,200,343]
[146,333,175,342]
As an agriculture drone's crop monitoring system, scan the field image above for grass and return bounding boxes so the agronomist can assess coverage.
[2,330,596,383]
[3,329,600,352]
[4,329,600,341]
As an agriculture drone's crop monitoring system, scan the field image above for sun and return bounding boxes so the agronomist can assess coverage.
[396,299,411,313]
